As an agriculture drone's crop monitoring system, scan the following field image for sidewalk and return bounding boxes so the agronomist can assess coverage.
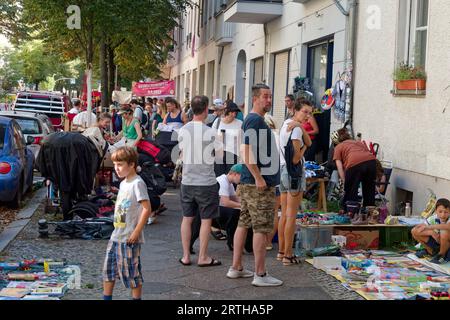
[0,189,362,300]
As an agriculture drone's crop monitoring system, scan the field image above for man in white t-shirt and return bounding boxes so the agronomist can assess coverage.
[215,164,244,251]
[72,109,97,131]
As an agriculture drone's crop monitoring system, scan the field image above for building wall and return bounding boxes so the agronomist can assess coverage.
[353,0,450,214]
[169,0,349,130]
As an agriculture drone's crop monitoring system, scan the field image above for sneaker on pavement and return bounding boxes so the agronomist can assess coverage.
[147,217,156,225]
[251,273,283,287]
[430,254,448,265]
[226,267,254,279]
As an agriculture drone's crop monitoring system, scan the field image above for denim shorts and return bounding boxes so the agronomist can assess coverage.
[279,165,306,194]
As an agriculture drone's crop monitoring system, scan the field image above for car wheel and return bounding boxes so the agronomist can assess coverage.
[11,176,23,209]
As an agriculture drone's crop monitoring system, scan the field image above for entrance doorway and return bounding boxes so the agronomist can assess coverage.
[307,39,334,163]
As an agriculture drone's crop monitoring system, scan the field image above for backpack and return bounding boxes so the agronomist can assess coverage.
[139,163,167,196]
[282,131,303,180]
[136,106,148,129]
[137,138,172,164]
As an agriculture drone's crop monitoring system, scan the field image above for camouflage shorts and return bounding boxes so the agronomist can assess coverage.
[237,184,276,234]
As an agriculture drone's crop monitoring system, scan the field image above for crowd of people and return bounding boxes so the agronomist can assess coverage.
[86,86,449,300]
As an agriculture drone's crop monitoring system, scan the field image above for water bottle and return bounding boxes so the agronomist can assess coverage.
[405,202,412,217]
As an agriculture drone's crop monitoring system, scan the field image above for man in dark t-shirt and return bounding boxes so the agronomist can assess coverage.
[226,84,282,287]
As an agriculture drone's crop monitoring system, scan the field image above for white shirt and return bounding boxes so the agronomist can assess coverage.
[212,118,242,156]
[110,176,149,244]
[72,111,97,129]
[217,174,236,207]
[133,106,143,123]
[279,119,304,167]
[178,121,220,186]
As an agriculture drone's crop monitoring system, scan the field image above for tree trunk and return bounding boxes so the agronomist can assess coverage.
[100,39,108,112]
[107,44,115,106]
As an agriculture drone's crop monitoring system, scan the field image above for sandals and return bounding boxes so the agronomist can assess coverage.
[283,256,300,266]
[211,230,227,241]
[198,258,222,267]
[277,252,285,261]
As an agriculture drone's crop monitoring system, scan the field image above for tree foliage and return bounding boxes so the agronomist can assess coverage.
[0,40,80,90]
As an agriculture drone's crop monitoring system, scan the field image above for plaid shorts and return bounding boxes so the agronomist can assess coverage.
[102,241,144,289]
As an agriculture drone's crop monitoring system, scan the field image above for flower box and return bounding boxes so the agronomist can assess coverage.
[394,79,426,91]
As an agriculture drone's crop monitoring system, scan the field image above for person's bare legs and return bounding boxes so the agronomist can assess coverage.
[198,218,213,264]
[103,281,114,298]
[278,193,288,258]
[181,216,194,264]
[412,227,438,255]
[254,232,268,275]
[439,231,450,256]
[283,193,303,260]
[267,196,280,247]
[232,226,248,270]
[131,284,142,299]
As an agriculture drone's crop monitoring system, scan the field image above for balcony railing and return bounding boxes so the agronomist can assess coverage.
[215,12,235,46]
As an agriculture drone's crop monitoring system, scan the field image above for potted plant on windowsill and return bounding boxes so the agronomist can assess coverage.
[393,63,427,91]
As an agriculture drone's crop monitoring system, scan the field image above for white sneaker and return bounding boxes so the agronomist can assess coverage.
[226,267,254,279]
[147,217,156,225]
[251,273,283,287]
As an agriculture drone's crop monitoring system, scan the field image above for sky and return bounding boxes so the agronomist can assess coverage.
[0,34,12,67]
[0,34,12,49]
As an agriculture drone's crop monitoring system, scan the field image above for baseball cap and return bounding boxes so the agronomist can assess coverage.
[229,163,243,174]
[118,105,133,115]
[213,98,224,107]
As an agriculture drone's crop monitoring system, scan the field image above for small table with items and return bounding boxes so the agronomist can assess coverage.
[306,177,329,212]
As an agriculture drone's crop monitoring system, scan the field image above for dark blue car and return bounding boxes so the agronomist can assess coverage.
[0,116,34,207]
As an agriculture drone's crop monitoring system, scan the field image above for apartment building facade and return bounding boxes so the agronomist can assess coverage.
[353,0,450,214]
[168,0,353,164]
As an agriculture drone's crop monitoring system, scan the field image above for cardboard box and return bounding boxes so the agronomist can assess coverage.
[335,228,379,250]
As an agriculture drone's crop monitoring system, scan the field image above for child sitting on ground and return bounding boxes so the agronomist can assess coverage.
[412,198,450,264]
[102,146,151,300]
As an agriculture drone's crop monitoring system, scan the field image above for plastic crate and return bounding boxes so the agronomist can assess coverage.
[379,227,413,249]
[298,226,333,250]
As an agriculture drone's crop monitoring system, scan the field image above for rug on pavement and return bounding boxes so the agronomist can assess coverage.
[0,259,79,300]
[307,250,450,300]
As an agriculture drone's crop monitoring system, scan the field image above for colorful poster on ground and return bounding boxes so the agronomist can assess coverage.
[132,80,175,97]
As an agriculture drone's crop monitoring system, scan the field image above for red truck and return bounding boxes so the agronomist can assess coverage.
[12,91,72,131]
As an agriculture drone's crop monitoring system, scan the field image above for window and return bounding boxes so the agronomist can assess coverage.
[397,0,429,68]
[12,123,25,150]
[252,57,264,86]
[0,124,5,149]
[14,118,42,135]
[307,41,334,108]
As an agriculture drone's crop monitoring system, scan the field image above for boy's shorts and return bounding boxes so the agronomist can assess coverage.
[103,241,144,289]
[238,184,275,234]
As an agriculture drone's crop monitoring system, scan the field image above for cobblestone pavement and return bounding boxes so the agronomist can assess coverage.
[0,188,362,300]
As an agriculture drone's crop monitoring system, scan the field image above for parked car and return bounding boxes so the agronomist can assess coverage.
[0,111,54,161]
[12,91,72,131]
[0,116,34,207]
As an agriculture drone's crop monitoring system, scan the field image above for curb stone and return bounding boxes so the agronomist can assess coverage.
[0,187,47,253]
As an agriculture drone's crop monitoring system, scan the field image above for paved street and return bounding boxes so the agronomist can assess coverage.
[0,188,361,300]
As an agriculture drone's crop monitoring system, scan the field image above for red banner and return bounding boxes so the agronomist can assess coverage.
[132,80,175,97]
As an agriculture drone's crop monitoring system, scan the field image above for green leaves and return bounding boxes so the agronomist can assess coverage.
[0,40,80,91]
[393,62,427,81]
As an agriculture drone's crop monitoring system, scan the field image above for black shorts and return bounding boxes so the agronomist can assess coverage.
[181,184,219,220]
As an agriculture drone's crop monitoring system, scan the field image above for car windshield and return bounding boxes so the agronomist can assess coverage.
[0,124,5,149]
[14,117,42,134]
